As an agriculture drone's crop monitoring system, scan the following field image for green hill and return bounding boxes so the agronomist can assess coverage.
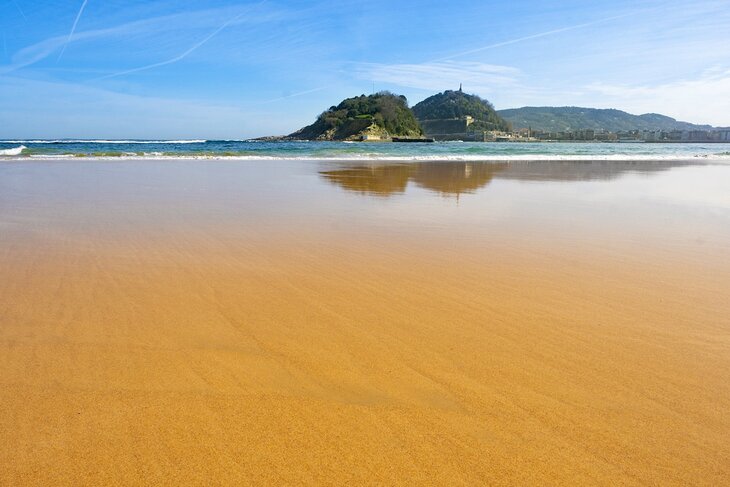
[412,90,511,132]
[497,106,713,132]
[288,92,422,141]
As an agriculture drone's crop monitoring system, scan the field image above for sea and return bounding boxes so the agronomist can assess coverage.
[2,139,730,161]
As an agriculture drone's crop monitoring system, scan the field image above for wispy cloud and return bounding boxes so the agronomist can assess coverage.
[1,15,180,74]
[91,0,268,81]
[582,68,730,126]
[358,61,521,93]
[253,85,332,105]
[430,11,643,62]
[57,0,89,61]
[0,2,277,75]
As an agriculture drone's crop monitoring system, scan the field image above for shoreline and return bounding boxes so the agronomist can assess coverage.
[2,154,730,162]
[2,140,730,163]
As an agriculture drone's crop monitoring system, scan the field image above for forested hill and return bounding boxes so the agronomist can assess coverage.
[497,106,713,132]
[412,90,512,132]
[288,92,422,141]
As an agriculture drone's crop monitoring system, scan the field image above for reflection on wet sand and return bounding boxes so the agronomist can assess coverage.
[319,164,412,196]
[411,162,507,196]
[320,160,698,196]
[497,159,698,182]
[321,162,507,197]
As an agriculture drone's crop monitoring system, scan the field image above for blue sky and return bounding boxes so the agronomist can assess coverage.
[1,0,729,138]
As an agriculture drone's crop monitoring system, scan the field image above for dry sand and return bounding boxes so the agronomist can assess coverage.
[1,159,729,485]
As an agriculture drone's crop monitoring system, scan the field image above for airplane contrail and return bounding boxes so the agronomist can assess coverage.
[430,12,638,63]
[10,0,27,21]
[58,0,89,61]
[254,86,331,105]
[92,0,267,81]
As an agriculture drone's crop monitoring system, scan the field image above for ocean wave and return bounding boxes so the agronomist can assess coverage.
[27,154,75,158]
[0,145,26,156]
[2,139,208,144]
[13,153,730,162]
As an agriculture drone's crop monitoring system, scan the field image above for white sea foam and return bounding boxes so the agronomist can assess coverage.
[11,153,730,162]
[1,140,207,144]
[27,154,75,158]
[0,145,26,156]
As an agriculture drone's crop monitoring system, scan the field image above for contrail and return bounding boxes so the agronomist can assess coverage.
[58,0,89,61]
[254,86,331,105]
[92,0,267,81]
[10,0,26,21]
[430,12,637,62]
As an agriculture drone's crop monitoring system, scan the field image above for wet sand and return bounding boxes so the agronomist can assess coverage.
[1,159,729,485]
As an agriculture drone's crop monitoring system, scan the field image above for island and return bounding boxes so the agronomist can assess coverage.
[412,87,512,141]
[286,92,427,141]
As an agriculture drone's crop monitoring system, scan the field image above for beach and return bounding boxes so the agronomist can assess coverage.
[1,158,729,485]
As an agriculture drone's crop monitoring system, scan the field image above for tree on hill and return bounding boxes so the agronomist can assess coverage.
[412,90,512,132]
[289,92,423,140]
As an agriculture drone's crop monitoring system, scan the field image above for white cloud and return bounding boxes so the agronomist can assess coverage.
[431,11,641,62]
[583,68,730,126]
[356,59,730,126]
[0,2,281,75]
[92,0,268,81]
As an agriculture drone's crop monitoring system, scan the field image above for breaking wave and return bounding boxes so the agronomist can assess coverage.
[0,145,26,156]
[2,140,207,144]
[19,153,730,162]
[3,140,730,162]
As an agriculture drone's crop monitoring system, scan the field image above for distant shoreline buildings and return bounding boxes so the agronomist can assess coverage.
[420,117,730,143]
[277,87,730,143]
[524,128,730,143]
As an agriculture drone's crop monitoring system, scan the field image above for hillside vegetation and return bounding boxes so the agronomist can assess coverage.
[412,90,512,132]
[288,92,422,140]
[497,106,713,132]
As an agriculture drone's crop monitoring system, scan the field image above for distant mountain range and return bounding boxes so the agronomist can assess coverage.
[497,107,714,133]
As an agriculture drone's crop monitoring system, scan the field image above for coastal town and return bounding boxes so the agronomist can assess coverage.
[420,114,730,143]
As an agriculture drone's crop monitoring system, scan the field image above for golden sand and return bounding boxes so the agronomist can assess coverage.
[1,160,729,485]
